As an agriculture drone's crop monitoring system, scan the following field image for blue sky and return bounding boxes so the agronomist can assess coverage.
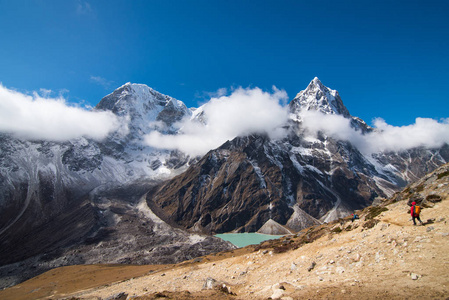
[1,0,448,126]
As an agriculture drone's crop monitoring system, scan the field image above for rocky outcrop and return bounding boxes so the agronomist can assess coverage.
[147,133,393,234]
[147,135,294,234]
[257,219,292,235]
[286,204,322,232]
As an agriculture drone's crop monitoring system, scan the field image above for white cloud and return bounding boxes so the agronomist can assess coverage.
[76,1,93,15]
[39,88,53,98]
[0,84,128,141]
[208,87,228,98]
[147,87,449,157]
[367,117,449,153]
[299,110,449,154]
[145,86,290,156]
[90,75,113,89]
[194,87,229,104]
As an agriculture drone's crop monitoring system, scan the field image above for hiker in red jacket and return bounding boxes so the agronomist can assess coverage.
[410,201,424,226]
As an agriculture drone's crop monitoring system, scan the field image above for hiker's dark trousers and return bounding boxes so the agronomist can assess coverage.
[412,215,422,225]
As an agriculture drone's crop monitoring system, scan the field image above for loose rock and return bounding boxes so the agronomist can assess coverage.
[218,283,235,295]
[203,277,217,290]
[106,292,128,300]
[271,286,285,299]
[290,263,297,271]
[307,261,316,272]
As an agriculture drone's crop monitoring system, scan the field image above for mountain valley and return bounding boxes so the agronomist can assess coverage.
[0,78,447,289]
[1,162,448,299]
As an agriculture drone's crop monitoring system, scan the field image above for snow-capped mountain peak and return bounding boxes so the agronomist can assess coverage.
[289,77,351,118]
[96,83,191,136]
[308,77,327,92]
[96,83,174,116]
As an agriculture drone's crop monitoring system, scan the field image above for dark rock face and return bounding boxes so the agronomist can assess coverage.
[62,143,103,172]
[0,183,235,289]
[147,131,396,234]
[147,135,291,234]
[156,100,187,126]
[372,144,449,183]
[147,91,448,234]
[0,197,95,266]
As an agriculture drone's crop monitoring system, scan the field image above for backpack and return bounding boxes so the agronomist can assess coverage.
[413,205,421,216]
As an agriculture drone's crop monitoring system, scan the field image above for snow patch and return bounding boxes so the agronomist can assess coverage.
[189,234,206,244]
[249,160,267,188]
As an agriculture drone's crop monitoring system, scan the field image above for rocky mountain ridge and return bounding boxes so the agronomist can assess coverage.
[147,78,448,234]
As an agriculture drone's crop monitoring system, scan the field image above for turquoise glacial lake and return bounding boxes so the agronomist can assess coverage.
[215,233,283,248]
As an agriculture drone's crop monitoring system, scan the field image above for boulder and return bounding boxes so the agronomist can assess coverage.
[106,292,128,300]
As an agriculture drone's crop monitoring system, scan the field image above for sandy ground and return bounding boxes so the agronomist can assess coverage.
[76,198,449,300]
[1,170,449,299]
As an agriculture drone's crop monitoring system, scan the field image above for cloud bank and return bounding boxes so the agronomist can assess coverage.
[0,84,127,141]
[145,87,290,156]
[299,110,449,154]
[145,86,449,157]
[3,82,445,156]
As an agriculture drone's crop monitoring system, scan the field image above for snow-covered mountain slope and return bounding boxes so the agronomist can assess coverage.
[96,82,191,135]
[0,83,194,247]
[290,77,351,117]
[0,83,231,288]
[93,82,194,177]
[289,77,371,133]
